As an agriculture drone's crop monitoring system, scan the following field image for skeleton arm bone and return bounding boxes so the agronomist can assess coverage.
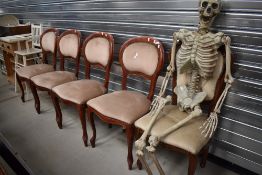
[222,36,234,84]
[200,36,234,138]
[159,33,178,97]
[200,83,231,137]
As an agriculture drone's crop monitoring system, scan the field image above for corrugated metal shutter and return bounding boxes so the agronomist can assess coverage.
[0,0,261,173]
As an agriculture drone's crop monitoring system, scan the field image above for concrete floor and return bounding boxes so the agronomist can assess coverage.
[0,74,238,175]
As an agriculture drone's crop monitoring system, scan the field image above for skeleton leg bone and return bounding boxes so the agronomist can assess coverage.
[137,155,153,175]
[135,96,172,173]
[148,151,165,175]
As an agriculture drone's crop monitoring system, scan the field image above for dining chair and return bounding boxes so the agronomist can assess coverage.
[51,32,114,146]
[87,36,164,170]
[14,24,43,93]
[15,28,58,102]
[135,46,229,175]
[29,29,81,114]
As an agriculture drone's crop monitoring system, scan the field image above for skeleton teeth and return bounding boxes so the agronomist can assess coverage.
[202,16,210,22]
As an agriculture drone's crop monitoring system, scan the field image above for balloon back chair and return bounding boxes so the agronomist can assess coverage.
[16,28,58,102]
[51,32,114,146]
[30,29,81,114]
[135,45,229,175]
[87,36,164,170]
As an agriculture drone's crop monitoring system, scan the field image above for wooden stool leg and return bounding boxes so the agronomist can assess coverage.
[22,56,29,101]
[126,124,134,170]
[14,54,18,93]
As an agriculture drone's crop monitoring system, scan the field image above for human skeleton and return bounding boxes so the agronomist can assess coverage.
[135,0,233,174]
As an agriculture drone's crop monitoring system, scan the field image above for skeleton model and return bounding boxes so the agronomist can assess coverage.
[135,0,233,174]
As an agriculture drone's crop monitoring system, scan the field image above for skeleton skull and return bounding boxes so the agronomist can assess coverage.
[199,0,221,29]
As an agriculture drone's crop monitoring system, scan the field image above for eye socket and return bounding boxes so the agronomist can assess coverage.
[212,3,218,9]
[202,1,208,8]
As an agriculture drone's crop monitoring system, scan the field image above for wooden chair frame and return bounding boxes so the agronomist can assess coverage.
[50,32,114,146]
[87,36,164,170]
[30,29,81,114]
[135,45,230,175]
[16,28,59,103]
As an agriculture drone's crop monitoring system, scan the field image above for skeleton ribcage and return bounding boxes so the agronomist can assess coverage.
[177,32,222,79]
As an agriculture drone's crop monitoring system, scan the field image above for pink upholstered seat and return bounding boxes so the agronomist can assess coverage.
[31,71,76,89]
[87,90,151,124]
[53,79,106,104]
[16,64,54,79]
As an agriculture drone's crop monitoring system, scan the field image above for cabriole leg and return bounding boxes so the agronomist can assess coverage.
[126,124,134,170]
[87,108,96,148]
[50,93,62,129]
[77,104,88,147]
[16,74,25,102]
[29,82,40,114]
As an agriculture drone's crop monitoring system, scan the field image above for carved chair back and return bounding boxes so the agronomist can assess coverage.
[57,29,81,78]
[119,36,164,101]
[172,44,227,113]
[40,28,59,70]
[82,32,114,89]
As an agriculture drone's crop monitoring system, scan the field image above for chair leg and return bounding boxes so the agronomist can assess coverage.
[77,104,88,147]
[137,159,143,170]
[200,146,209,168]
[29,82,40,114]
[25,81,29,101]
[188,154,197,175]
[16,74,25,103]
[135,128,142,170]
[50,92,63,129]
[126,124,134,170]
[87,108,96,148]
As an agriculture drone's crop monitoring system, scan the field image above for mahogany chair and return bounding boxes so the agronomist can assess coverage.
[16,28,58,102]
[135,46,229,175]
[50,32,114,146]
[87,36,164,170]
[30,29,81,114]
